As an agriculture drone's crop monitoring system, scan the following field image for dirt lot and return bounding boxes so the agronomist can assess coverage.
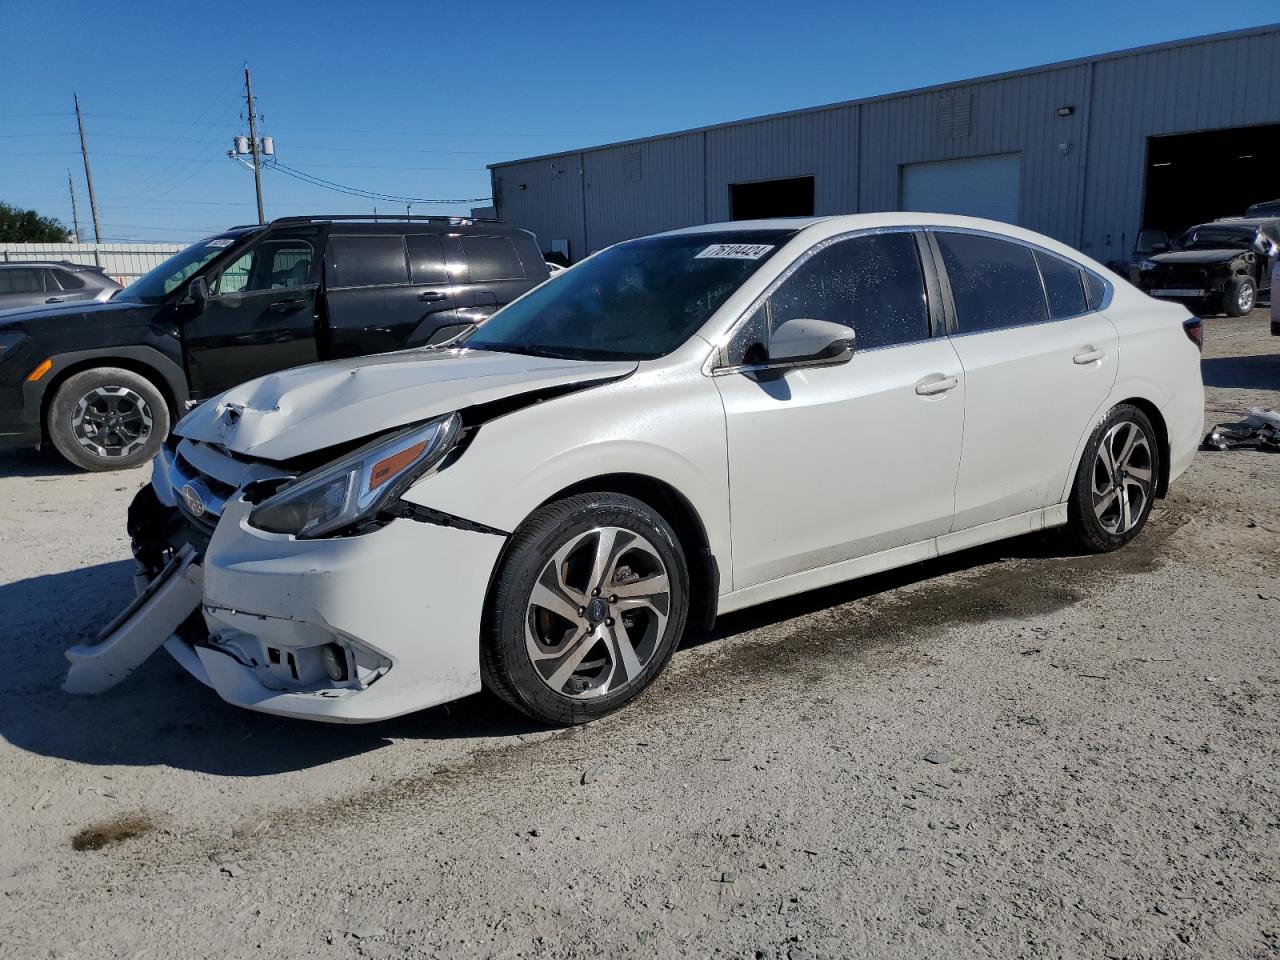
[1,312,1277,960]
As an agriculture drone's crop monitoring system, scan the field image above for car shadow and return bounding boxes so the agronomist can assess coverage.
[0,448,81,479]
[0,531,1082,777]
[1201,353,1280,391]
[0,559,547,777]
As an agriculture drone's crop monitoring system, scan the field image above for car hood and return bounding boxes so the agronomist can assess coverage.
[175,348,637,461]
[1147,248,1246,265]
[0,297,146,329]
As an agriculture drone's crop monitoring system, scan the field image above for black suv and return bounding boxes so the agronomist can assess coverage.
[0,215,549,470]
[1132,217,1278,318]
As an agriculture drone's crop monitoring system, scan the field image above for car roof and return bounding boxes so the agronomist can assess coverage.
[0,260,106,270]
[1203,215,1274,226]
[658,211,1077,239]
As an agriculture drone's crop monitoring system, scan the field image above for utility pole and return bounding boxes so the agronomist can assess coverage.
[73,94,102,242]
[67,169,81,241]
[243,66,265,223]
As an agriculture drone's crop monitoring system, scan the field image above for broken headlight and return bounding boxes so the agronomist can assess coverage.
[249,413,461,538]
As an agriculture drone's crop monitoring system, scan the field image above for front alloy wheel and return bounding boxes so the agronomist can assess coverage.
[47,366,170,472]
[71,385,154,460]
[482,492,689,724]
[526,526,671,699]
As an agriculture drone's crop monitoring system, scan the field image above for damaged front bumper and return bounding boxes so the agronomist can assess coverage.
[66,447,507,723]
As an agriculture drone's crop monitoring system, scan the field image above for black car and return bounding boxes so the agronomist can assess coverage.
[1133,217,1278,318]
[0,215,549,471]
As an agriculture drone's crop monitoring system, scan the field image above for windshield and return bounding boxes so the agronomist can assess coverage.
[117,234,249,304]
[1171,225,1253,251]
[461,230,795,361]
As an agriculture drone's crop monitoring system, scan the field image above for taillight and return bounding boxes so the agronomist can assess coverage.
[1183,317,1203,352]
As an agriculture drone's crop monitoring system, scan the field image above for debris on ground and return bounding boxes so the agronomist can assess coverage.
[1203,407,1280,452]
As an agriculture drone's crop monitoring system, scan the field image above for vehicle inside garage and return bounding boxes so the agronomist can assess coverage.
[730,176,815,220]
[1142,122,1280,238]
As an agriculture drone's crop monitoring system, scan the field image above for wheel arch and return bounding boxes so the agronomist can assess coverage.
[1063,391,1172,504]
[489,472,720,633]
[34,347,188,441]
[1119,396,1171,497]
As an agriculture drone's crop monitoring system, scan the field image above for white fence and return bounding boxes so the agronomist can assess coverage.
[0,242,185,285]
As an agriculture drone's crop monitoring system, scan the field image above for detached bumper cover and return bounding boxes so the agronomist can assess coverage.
[64,545,203,694]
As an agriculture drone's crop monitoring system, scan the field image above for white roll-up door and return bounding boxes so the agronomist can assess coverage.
[901,154,1021,224]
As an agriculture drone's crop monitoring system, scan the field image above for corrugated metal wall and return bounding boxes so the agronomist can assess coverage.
[492,25,1280,265]
[1081,28,1280,265]
[0,242,184,284]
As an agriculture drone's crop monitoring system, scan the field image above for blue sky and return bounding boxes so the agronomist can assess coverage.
[2,1,1274,242]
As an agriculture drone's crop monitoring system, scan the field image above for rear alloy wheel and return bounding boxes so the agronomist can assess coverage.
[1066,404,1160,552]
[1223,277,1256,317]
[47,367,170,472]
[482,492,689,725]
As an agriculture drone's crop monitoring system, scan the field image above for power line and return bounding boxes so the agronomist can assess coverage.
[262,159,489,204]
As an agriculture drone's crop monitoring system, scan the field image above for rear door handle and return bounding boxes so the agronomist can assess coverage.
[1073,348,1105,365]
[418,290,447,302]
[915,374,959,396]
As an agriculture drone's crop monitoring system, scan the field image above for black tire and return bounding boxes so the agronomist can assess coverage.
[1223,277,1256,317]
[1065,404,1161,553]
[47,367,170,472]
[481,492,690,725]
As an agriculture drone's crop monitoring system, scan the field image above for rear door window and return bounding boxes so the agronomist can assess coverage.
[935,232,1048,332]
[461,236,525,282]
[407,235,450,285]
[1034,251,1088,319]
[0,268,43,294]
[327,235,409,288]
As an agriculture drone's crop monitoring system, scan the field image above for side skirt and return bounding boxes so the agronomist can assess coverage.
[716,504,1068,616]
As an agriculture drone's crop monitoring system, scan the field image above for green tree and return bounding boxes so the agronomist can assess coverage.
[0,202,70,242]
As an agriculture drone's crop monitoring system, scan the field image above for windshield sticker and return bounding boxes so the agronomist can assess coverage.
[205,238,234,248]
[694,243,774,260]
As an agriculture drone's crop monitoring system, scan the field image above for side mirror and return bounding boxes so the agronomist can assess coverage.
[182,276,210,309]
[758,318,854,371]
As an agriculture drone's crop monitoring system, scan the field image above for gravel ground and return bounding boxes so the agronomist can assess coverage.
[1,311,1277,960]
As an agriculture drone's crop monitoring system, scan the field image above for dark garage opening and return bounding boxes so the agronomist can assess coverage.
[1142,123,1280,240]
[730,176,815,220]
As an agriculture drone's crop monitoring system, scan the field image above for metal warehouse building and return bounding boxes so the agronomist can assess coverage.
[490,24,1280,269]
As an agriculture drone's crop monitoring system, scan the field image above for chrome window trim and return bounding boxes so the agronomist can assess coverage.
[929,225,1114,326]
[703,225,930,377]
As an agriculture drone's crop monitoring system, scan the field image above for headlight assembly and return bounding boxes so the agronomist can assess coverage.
[1139,259,1157,272]
[249,413,461,538]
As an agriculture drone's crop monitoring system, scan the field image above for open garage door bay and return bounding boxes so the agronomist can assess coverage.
[901,155,1022,224]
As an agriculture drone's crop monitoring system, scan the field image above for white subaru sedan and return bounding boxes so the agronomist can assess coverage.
[66,214,1205,725]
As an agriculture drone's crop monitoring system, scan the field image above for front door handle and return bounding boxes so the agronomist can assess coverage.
[1073,348,1105,365]
[418,290,447,302]
[45,297,65,304]
[915,375,959,396]
[267,298,307,313]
